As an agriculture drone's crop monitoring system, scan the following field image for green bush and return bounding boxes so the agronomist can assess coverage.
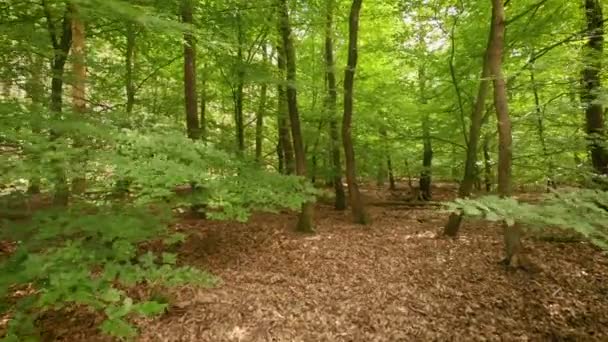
[0,205,217,340]
[0,105,317,340]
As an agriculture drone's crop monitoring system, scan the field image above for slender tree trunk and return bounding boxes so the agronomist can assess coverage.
[125,23,136,114]
[448,13,468,146]
[581,0,608,176]
[200,66,207,141]
[404,158,414,191]
[276,43,295,174]
[489,0,525,269]
[443,17,494,237]
[181,0,200,140]
[45,3,72,114]
[343,0,368,224]
[235,13,245,153]
[529,58,555,189]
[277,0,314,232]
[255,45,268,163]
[387,156,396,191]
[483,132,492,192]
[70,4,87,195]
[325,0,346,210]
[71,8,86,113]
[419,114,433,201]
[26,54,44,194]
[380,127,395,191]
[43,1,72,206]
[277,140,285,173]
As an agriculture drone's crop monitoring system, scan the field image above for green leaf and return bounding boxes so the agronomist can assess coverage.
[133,301,168,316]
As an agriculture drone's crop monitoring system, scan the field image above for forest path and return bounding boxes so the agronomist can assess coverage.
[132,185,608,341]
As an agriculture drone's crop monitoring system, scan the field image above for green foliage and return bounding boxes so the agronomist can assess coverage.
[447,189,608,249]
[0,205,216,340]
[0,102,316,340]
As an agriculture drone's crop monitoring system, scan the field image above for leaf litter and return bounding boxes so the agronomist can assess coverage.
[38,185,608,341]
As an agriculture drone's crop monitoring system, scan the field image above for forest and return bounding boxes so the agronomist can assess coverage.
[1,0,608,340]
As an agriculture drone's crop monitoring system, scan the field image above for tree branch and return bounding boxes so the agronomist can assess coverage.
[41,0,58,50]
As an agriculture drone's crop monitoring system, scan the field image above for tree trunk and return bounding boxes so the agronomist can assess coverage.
[443,15,494,237]
[419,114,433,201]
[125,22,136,114]
[181,0,200,140]
[325,0,346,210]
[45,3,72,114]
[255,45,268,163]
[343,0,368,224]
[43,1,72,206]
[387,156,396,191]
[277,0,314,232]
[70,4,87,195]
[489,0,524,269]
[71,8,86,113]
[26,54,44,194]
[529,57,555,190]
[276,43,295,174]
[483,133,492,192]
[235,13,245,153]
[200,66,207,141]
[581,0,608,176]
[276,141,285,173]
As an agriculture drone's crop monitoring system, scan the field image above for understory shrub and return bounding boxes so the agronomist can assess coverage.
[0,105,317,340]
[447,189,608,250]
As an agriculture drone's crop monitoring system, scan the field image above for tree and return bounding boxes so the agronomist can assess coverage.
[324,0,346,210]
[42,0,73,206]
[444,12,494,237]
[581,0,608,176]
[43,0,72,114]
[277,0,314,232]
[276,42,295,174]
[343,0,368,224]
[181,0,200,140]
[70,4,87,195]
[255,44,268,163]
[125,22,136,114]
[488,0,523,268]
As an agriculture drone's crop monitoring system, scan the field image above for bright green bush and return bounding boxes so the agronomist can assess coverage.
[0,205,216,340]
[0,104,317,340]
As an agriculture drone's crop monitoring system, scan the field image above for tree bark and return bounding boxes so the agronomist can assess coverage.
[581,0,608,176]
[181,0,200,140]
[343,0,369,224]
[44,1,72,114]
[419,114,433,201]
[325,0,346,210]
[443,14,494,237]
[489,0,524,269]
[529,57,555,189]
[387,156,396,191]
[26,53,44,194]
[277,0,314,232]
[276,42,295,174]
[200,65,207,141]
[71,7,86,113]
[235,13,245,153]
[255,45,268,163]
[483,132,493,192]
[125,22,136,114]
[70,4,87,195]
[43,1,72,206]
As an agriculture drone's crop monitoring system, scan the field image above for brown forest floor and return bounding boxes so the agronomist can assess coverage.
[42,184,608,341]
